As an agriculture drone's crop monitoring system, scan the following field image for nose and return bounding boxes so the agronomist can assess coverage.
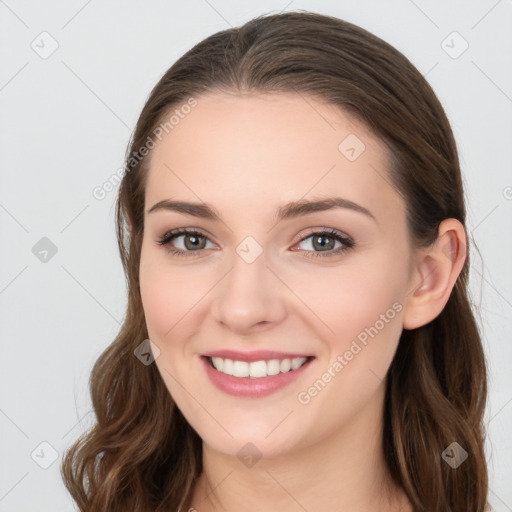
[210,250,287,335]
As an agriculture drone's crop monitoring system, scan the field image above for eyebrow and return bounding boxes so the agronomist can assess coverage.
[147,196,375,223]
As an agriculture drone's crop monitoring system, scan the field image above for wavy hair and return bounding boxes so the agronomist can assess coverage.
[61,11,489,511]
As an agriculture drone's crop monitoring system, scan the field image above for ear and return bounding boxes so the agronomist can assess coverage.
[402,218,467,330]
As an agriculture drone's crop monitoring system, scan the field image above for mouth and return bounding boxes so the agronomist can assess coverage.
[203,355,314,379]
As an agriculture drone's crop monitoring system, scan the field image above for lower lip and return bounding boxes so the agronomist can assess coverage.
[200,356,314,398]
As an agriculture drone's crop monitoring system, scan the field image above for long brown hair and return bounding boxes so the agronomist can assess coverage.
[61,11,489,511]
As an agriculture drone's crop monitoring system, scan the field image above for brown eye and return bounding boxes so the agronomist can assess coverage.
[157,229,214,257]
[156,227,354,259]
[295,229,354,259]
[181,233,207,250]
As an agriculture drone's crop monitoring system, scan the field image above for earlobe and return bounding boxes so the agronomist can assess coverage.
[402,219,467,330]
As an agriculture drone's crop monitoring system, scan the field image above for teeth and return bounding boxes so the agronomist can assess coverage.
[210,356,308,378]
[212,357,224,372]
[280,359,291,372]
[233,360,249,377]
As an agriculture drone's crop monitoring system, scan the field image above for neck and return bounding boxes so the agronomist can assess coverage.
[187,381,412,512]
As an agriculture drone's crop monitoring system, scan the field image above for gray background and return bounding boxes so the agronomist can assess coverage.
[1,1,511,510]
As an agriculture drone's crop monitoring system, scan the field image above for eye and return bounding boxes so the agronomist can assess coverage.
[156,227,354,259]
[293,228,354,259]
[156,228,215,257]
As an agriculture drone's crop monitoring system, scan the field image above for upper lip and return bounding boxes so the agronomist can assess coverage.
[202,350,313,362]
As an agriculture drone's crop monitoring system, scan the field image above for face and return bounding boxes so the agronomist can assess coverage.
[139,90,416,459]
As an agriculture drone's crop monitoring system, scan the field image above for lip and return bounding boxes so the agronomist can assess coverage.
[200,354,315,398]
[202,349,313,363]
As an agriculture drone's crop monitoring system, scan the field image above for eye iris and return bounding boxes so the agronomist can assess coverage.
[184,234,206,250]
[313,235,335,251]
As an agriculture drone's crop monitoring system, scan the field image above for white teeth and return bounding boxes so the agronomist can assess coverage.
[211,357,224,372]
[266,359,281,376]
[291,357,305,370]
[232,360,249,377]
[210,356,308,378]
[222,358,233,375]
[280,359,291,372]
[249,360,267,378]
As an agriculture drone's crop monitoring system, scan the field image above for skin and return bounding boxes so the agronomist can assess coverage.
[138,90,466,512]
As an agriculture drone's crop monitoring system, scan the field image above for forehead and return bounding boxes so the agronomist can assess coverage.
[144,91,401,222]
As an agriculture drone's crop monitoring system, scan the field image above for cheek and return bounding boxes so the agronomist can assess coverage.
[296,255,406,342]
[139,248,191,343]
[139,245,218,362]
[295,247,408,390]
[295,268,405,430]
[139,251,201,408]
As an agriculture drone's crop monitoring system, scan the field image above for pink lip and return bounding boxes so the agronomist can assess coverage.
[202,349,312,363]
[200,354,315,398]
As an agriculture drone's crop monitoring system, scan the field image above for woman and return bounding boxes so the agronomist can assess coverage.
[61,11,489,512]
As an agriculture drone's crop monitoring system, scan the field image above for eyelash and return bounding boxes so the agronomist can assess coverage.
[156,227,355,259]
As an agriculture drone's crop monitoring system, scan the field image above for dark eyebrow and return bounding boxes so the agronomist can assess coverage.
[146,196,375,222]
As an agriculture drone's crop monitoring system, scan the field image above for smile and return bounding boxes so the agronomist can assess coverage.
[200,354,315,398]
[208,356,309,378]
